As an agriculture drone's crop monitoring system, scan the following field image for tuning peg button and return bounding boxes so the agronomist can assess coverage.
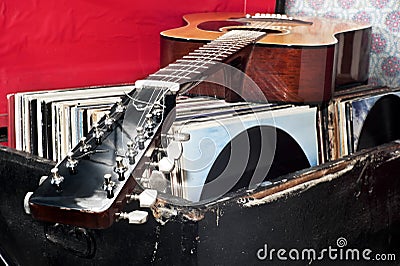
[103,174,115,198]
[66,152,78,174]
[152,108,163,123]
[93,123,104,145]
[126,189,158,208]
[158,157,174,174]
[115,99,125,113]
[105,112,114,131]
[145,113,155,136]
[79,137,91,154]
[50,168,64,188]
[137,127,145,150]
[162,132,190,142]
[117,210,149,224]
[126,141,138,164]
[114,156,127,181]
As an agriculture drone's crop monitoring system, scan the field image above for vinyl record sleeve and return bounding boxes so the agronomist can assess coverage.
[70,99,121,146]
[328,85,397,160]
[6,94,16,148]
[168,98,318,202]
[12,85,134,160]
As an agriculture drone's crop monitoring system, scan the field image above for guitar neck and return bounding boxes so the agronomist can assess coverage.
[143,30,266,94]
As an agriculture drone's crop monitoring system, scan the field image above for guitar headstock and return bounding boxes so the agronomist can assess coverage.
[27,82,178,229]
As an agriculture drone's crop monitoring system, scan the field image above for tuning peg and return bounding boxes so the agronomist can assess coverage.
[162,132,190,142]
[167,140,183,160]
[104,112,114,131]
[103,174,115,198]
[66,152,78,174]
[114,156,127,181]
[126,189,158,208]
[50,168,64,189]
[115,99,125,113]
[93,123,104,145]
[158,157,175,175]
[136,126,145,150]
[145,113,155,136]
[152,108,163,123]
[79,137,91,154]
[116,210,149,224]
[174,132,190,142]
[126,141,138,164]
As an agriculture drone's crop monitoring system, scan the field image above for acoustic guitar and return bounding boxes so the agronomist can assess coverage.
[161,12,371,103]
[27,13,371,229]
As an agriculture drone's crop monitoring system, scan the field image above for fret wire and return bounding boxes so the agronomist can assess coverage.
[171,62,209,68]
[133,21,274,132]
[163,31,264,82]
[149,74,192,80]
[160,68,201,74]
[153,21,273,85]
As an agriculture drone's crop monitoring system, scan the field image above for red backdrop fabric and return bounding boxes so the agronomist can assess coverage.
[0,0,277,120]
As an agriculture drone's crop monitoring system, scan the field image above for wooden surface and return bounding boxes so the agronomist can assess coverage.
[160,12,371,104]
[161,12,371,46]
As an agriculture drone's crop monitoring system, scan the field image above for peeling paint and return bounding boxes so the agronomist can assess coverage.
[216,207,220,227]
[243,163,357,207]
[148,143,400,223]
[386,150,400,162]
[151,225,161,263]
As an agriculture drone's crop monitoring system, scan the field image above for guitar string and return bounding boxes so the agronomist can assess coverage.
[130,19,274,146]
[133,20,271,135]
[160,20,271,83]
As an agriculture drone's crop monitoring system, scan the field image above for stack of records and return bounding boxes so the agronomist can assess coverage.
[327,85,400,160]
[161,96,319,202]
[8,85,134,161]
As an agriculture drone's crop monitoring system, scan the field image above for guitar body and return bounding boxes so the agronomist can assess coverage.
[161,12,371,104]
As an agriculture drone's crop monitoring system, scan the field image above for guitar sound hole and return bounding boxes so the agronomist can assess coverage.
[197,21,245,32]
[227,28,283,34]
[197,20,283,34]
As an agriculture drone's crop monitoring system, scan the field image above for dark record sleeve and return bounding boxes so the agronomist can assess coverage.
[29,99,38,155]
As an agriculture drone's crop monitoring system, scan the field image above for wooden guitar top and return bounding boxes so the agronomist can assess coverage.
[161,12,371,47]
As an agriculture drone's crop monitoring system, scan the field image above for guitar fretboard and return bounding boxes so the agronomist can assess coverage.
[147,30,266,88]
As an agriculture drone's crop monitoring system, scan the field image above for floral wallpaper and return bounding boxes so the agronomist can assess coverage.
[285,0,400,87]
